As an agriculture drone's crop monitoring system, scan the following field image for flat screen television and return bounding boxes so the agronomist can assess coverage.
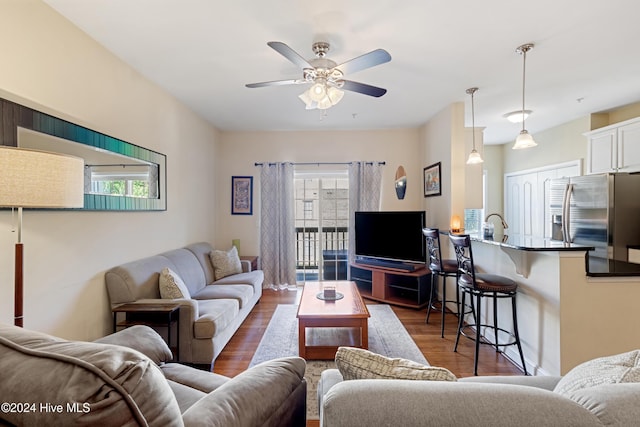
[354,211,426,266]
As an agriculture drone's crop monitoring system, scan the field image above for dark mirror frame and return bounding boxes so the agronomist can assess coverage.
[0,97,166,211]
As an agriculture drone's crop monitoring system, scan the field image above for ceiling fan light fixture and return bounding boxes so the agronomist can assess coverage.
[247,41,391,111]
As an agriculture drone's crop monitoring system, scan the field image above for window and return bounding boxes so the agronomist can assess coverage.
[464,170,487,234]
[88,164,158,198]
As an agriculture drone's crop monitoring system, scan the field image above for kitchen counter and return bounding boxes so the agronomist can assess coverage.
[450,232,640,277]
[450,235,640,376]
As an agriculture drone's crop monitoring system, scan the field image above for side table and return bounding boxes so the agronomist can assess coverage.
[240,255,259,271]
[112,303,180,361]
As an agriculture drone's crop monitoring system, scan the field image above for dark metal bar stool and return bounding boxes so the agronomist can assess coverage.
[449,233,527,376]
[423,228,460,338]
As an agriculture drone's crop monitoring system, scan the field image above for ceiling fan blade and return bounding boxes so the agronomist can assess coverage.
[334,49,391,75]
[340,80,387,97]
[246,79,306,88]
[267,41,313,69]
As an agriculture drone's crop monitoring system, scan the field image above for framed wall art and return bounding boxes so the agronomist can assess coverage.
[231,176,253,215]
[423,162,442,197]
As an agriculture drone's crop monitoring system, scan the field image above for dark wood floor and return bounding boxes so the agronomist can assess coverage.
[214,288,524,378]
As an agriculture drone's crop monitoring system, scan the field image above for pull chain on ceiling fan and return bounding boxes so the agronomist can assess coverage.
[246,41,391,110]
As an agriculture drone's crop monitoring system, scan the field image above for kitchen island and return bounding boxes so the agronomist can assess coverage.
[443,232,640,376]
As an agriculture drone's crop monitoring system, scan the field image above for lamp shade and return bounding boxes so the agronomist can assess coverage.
[450,215,462,233]
[0,146,84,208]
[512,130,538,150]
[466,149,484,164]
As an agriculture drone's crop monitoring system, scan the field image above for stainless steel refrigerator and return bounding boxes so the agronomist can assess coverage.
[548,173,640,261]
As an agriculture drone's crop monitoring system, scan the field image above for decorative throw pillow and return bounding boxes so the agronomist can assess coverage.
[159,267,191,299]
[335,346,457,381]
[553,349,640,397]
[209,246,243,280]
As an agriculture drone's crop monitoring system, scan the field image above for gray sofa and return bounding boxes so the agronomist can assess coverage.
[0,323,306,427]
[105,242,263,369]
[318,352,640,427]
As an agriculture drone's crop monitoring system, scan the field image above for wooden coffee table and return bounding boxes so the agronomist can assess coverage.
[297,281,370,360]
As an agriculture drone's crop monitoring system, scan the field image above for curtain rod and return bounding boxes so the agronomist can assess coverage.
[254,161,385,166]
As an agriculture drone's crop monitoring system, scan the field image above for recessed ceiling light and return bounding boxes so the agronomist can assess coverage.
[503,110,532,123]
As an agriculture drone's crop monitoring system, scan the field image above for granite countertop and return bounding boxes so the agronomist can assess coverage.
[440,231,640,277]
[585,255,640,277]
[466,232,594,252]
[465,232,640,277]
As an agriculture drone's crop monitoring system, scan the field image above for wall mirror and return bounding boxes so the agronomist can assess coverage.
[395,165,407,200]
[0,97,166,211]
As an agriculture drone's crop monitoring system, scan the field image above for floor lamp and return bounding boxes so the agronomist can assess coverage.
[0,146,84,327]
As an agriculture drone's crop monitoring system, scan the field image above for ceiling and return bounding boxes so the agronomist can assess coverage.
[43,0,640,145]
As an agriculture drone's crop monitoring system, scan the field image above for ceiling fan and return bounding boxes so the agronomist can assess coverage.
[246,41,391,110]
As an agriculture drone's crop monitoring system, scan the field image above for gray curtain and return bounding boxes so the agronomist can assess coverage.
[260,163,297,290]
[348,161,384,264]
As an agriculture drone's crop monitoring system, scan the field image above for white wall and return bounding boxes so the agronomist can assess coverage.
[482,145,504,215]
[215,129,422,256]
[419,102,470,230]
[0,0,219,340]
[502,116,590,175]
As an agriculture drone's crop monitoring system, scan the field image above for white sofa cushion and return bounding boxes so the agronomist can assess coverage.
[194,299,240,339]
[159,267,191,299]
[209,246,242,280]
[335,347,457,381]
[193,284,254,308]
[554,349,640,397]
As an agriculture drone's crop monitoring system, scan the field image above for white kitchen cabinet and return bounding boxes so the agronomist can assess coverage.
[505,161,581,239]
[586,117,640,174]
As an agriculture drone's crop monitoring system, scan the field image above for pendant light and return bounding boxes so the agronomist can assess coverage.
[512,43,537,149]
[466,87,483,164]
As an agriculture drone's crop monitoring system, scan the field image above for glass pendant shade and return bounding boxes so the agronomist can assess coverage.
[316,96,333,110]
[298,91,316,109]
[327,86,344,104]
[466,149,483,164]
[309,82,327,102]
[299,83,344,110]
[513,129,537,149]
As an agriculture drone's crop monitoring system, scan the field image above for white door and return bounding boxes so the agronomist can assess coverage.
[505,172,537,237]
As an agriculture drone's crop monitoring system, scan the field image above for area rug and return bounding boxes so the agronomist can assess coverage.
[249,304,428,420]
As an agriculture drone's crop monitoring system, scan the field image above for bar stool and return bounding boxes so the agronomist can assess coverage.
[423,228,460,338]
[449,233,527,376]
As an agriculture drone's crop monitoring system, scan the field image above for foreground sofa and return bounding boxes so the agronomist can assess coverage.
[318,349,640,427]
[105,242,262,369]
[0,323,306,427]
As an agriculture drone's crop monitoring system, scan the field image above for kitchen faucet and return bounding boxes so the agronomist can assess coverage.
[485,213,509,230]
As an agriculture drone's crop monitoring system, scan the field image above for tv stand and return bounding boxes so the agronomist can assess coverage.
[350,263,431,309]
[355,257,421,272]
